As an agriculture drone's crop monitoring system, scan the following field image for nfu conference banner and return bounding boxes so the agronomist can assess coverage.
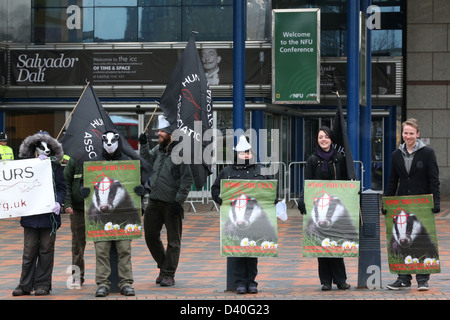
[302,180,360,257]
[272,9,321,104]
[220,179,278,258]
[383,194,440,274]
[0,158,55,219]
[83,160,142,241]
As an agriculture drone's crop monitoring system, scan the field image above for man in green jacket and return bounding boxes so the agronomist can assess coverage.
[139,115,193,287]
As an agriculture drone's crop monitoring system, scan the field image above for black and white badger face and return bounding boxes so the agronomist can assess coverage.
[228,194,263,230]
[311,195,346,230]
[93,177,127,214]
[393,210,422,248]
[35,141,51,157]
[102,132,119,155]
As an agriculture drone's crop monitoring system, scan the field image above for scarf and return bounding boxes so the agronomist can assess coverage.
[316,147,335,172]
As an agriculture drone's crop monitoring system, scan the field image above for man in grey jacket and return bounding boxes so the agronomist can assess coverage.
[139,115,193,286]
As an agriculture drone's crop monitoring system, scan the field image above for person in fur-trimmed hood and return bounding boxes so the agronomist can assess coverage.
[12,130,66,297]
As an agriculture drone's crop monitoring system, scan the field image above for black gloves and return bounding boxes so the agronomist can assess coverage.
[80,187,91,198]
[215,197,223,206]
[134,185,146,197]
[297,201,306,215]
[138,133,147,145]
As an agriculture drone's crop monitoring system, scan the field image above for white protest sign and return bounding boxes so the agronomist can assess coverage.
[0,158,55,219]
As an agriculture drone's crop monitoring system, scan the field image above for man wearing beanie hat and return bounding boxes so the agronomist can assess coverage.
[138,115,193,287]
[0,132,14,161]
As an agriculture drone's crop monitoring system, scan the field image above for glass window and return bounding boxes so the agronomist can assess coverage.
[138,6,181,42]
[94,7,137,42]
[95,0,137,6]
[181,5,233,41]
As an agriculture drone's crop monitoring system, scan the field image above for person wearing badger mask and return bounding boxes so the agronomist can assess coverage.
[12,131,66,296]
[211,135,275,294]
[81,129,143,297]
[138,115,193,287]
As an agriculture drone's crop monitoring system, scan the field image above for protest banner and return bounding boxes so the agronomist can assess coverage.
[302,180,360,257]
[83,160,142,241]
[383,194,440,274]
[0,158,55,219]
[220,179,278,257]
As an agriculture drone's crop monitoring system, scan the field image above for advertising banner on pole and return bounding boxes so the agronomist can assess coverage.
[272,9,321,104]
[0,158,55,219]
[220,179,278,257]
[382,194,440,274]
[83,160,142,241]
[302,180,360,257]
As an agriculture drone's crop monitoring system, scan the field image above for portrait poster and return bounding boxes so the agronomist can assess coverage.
[383,194,440,274]
[0,158,55,219]
[302,180,360,257]
[83,160,142,241]
[220,179,278,257]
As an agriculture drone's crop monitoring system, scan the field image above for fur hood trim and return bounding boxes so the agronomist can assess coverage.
[19,132,64,161]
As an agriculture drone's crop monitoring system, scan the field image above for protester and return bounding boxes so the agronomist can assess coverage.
[64,156,86,288]
[82,129,144,297]
[0,132,14,161]
[211,135,276,294]
[12,131,66,296]
[297,126,351,291]
[138,115,193,287]
[384,118,440,291]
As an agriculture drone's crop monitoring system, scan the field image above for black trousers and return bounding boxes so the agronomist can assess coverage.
[144,199,183,278]
[318,257,347,285]
[233,257,258,288]
[17,227,56,292]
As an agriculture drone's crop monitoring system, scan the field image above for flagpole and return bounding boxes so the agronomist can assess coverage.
[56,81,91,140]
[143,103,159,132]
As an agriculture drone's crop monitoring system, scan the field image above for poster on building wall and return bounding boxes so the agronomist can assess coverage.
[0,158,55,219]
[83,160,142,241]
[220,179,278,258]
[302,180,360,258]
[272,9,321,104]
[382,194,440,274]
[9,48,271,86]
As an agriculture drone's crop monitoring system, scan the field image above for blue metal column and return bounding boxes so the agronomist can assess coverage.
[233,0,246,133]
[347,0,360,171]
[227,0,246,292]
[360,0,372,190]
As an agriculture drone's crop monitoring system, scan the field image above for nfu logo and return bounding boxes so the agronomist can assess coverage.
[289,93,304,99]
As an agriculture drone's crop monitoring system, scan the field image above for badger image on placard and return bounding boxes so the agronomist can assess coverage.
[223,193,277,242]
[87,176,140,226]
[305,194,358,242]
[387,209,440,273]
[302,182,360,258]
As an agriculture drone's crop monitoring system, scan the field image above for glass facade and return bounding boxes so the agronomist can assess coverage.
[31,0,235,43]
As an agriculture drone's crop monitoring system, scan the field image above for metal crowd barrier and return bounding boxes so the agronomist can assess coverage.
[185,160,363,213]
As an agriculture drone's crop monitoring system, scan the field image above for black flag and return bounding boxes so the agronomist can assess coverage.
[159,35,214,189]
[332,93,357,180]
[60,84,152,180]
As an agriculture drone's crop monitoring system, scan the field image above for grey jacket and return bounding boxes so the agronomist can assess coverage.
[140,141,193,205]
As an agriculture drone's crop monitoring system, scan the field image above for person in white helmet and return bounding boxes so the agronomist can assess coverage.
[211,135,276,294]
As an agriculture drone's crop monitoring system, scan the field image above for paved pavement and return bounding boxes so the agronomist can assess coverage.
[0,197,449,304]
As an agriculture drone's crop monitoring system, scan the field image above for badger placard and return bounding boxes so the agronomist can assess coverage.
[383,194,440,274]
[302,180,360,257]
[220,179,278,257]
[83,160,142,241]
